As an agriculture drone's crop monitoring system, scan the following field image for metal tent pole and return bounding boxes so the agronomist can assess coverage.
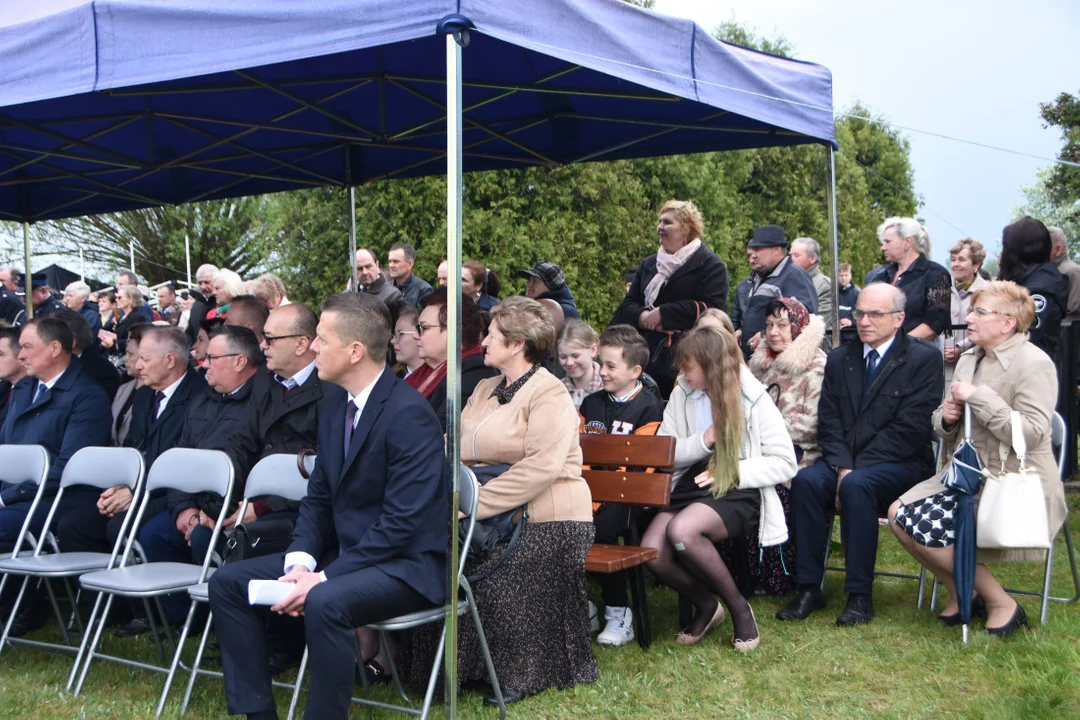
[129,241,135,274]
[443,22,467,719]
[185,234,192,288]
[79,247,85,281]
[348,187,358,292]
[23,222,32,320]
[825,144,840,347]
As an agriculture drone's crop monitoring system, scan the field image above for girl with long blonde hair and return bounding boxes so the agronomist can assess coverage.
[642,326,797,651]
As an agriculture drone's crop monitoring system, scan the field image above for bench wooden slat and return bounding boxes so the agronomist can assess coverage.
[585,544,659,573]
[579,433,675,469]
[582,469,672,507]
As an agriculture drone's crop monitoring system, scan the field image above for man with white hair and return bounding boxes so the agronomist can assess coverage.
[63,280,103,343]
[791,237,835,328]
[1049,226,1080,319]
[185,263,219,344]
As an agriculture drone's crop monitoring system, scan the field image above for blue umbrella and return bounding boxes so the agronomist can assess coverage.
[941,406,984,643]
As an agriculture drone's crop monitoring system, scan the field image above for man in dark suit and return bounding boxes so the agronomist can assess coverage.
[209,291,446,720]
[777,283,944,626]
[54,309,121,402]
[0,268,26,327]
[0,317,112,633]
[0,327,25,429]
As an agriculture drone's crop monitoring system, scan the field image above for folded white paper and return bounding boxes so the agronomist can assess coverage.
[248,579,295,606]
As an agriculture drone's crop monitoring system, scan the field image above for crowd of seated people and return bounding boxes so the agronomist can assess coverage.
[0,212,1074,719]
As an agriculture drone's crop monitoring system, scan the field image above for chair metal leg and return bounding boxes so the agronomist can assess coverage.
[354,632,371,695]
[63,577,85,636]
[285,646,309,720]
[916,566,928,610]
[929,577,939,613]
[154,596,178,655]
[419,626,447,720]
[0,576,30,657]
[143,598,166,663]
[1062,519,1080,602]
[74,594,116,696]
[465,582,505,720]
[1040,546,1054,627]
[42,578,72,646]
[180,608,214,717]
[821,515,836,594]
[67,592,107,693]
[379,629,410,704]
[628,565,651,649]
[155,600,199,719]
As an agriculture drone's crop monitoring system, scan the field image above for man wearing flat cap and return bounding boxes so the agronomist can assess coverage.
[24,272,67,319]
[516,261,581,319]
[734,225,819,357]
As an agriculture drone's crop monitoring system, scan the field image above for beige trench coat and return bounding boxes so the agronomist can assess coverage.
[899,332,1067,563]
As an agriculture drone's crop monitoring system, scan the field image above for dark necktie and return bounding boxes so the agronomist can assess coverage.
[32,382,46,404]
[862,349,880,396]
[344,400,358,455]
[150,390,166,423]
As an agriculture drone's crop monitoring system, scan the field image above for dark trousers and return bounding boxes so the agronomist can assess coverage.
[791,460,922,595]
[591,503,636,608]
[208,554,431,719]
[138,510,197,624]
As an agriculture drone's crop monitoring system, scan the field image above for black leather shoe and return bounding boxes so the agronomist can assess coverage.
[268,648,304,676]
[6,607,48,638]
[939,596,987,627]
[484,688,527,707]
[114,617,153,637]
[776,588,826,621]
[836,594,874,626]
[987,602,1028,639]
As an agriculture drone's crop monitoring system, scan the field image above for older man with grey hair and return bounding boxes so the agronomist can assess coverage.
[1049,226,1080,319]
[63,280,104,346]
[184,263,220,344]
[791,237,835,329]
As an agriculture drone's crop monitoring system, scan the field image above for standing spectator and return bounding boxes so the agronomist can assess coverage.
[116,270,154,323]
[944,238,990,383]
[557,319,602,409]
[391,306,423,379]
[0,326,25,428]
[735,225,818,357]
[207,269,247,321]
[998,217,1069,361]
[791,237,834,328]
[877,217,951,341]
[99,291,119,331]
[614,200,729,396]
[836,263,859,328]
[517,261,581,319]
[54,310,121,402]
[63,280,103,345]
[462,260,502,311]
[352,249,402,304]
[776,284,943,626]
[436,259,449,287]
[389,243,434,308]
[184,263,219,345]
[251,273,291,310]
[1049,226,1080,319]
[156,284,182,326]
[25,273,66,318]
[99,286,145,364]
[0,267,25,327]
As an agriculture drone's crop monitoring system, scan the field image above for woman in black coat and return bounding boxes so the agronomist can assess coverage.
[613,200,728,397]
[997,216,1070,361]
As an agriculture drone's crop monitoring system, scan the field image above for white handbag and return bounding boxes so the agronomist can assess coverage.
[976,411,1051,550]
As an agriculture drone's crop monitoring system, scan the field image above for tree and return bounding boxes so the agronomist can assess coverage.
[37,197,271,285]
[1014,166,1080,253]
[1040,90,1080,229]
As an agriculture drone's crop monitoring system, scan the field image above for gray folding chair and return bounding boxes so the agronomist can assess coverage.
[72,448,234,716]
[0,445,51,563]
[929,411,1080,625]
[0,447,144,674]
[173,452,311,719]
[290,464,506,720]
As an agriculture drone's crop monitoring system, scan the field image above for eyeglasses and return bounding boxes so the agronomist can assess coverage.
[971,307,1004,318]
[853,309,902,321]
[205,353,241,363]
[262,333,305,345]
[392,330,418,341]
[415,323,447,336]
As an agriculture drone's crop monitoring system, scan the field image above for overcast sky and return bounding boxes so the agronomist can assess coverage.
[655,0,1080,267]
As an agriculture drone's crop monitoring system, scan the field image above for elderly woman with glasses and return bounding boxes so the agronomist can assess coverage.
[407,288,497,430]
[889,280,1067,638]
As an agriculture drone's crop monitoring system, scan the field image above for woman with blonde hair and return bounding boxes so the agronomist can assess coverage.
[945,237,990,382]
[557,319,602,409]
[694,307,736,335]
[642,326,797,651]
[206,269,246,320]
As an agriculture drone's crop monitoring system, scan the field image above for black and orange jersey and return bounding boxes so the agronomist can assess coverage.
[578,384,662,437]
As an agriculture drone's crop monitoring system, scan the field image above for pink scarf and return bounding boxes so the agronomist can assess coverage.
[644,238,701,309]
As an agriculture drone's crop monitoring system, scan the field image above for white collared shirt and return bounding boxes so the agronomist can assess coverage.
[32,365,67,401]
[864,333,896,364]
[287,360,317,390]
[284,367,386,580]
[153,373,185,419]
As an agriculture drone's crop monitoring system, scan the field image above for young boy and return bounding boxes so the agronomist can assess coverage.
[578,324,663,646]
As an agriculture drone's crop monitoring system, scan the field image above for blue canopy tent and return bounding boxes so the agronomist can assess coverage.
[0,0,836,713]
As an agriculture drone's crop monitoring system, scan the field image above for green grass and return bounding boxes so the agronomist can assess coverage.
[2,495,1079,719]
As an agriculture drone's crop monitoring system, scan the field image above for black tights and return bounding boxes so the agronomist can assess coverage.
[642,505,757,640]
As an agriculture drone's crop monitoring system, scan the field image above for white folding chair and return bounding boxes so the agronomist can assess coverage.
[0,447,144,677]
[290,464,507,720]
[173,452,311,719]
[0,445,51,563]
[72,448,234,716]
[929,411,1080,624]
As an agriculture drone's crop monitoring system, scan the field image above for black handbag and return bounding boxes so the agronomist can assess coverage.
[223,517,296,564]
[460,464,527,584]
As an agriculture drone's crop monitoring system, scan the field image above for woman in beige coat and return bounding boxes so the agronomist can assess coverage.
[888,281,1067,637]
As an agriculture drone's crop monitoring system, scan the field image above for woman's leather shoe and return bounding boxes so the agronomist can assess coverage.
[939,596,987,627]
[675,601,725,645]
[987,602,1028,639]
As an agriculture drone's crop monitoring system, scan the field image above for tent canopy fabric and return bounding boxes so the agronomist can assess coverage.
[0,0,834,222]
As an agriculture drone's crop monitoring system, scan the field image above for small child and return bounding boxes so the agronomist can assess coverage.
[579,324,663,647]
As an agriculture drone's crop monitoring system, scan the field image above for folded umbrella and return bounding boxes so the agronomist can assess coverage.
[940,405,984,643]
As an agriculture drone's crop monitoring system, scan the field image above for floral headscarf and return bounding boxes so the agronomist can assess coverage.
[772,297,810,341]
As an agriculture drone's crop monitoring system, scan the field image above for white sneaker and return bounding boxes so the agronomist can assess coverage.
[597,606,635,646]
[588,601,600,633]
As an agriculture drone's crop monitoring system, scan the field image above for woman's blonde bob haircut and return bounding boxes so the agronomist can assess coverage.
[659,200,704,241]
[489,296,556,365]
[971,280,1036,334]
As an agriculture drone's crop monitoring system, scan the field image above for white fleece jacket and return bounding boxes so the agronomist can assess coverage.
[658,366,798,547]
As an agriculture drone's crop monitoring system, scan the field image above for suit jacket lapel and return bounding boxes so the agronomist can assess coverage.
[844,342,863,415]
[270,375,320,426]
[338,369,394,483]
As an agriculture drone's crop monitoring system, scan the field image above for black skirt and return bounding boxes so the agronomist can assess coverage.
[667,460,761,540]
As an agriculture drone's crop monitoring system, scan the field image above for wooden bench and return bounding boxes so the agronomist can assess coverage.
[580,433,675,650]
